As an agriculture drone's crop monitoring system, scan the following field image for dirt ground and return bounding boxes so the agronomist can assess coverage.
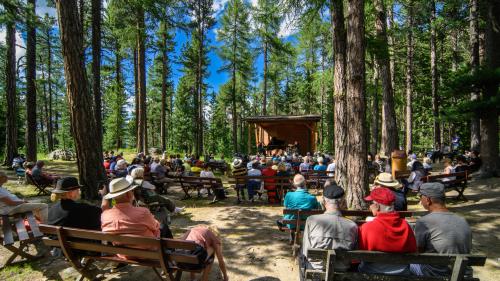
[0,160,499,281]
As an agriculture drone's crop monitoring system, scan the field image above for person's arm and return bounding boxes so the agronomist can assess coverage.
[0,196,24,206]
[214,243,228,281]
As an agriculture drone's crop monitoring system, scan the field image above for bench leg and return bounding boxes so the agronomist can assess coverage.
[77,258,95,281]
[2,240,40,267]
[455,186,467,201]
[152,267,166,281]
[174,270,182,281]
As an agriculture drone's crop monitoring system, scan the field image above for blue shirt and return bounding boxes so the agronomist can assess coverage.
[314,164,327,171]
[283,189,319,229]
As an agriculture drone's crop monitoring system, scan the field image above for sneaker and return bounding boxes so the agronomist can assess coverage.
[174,207,185,214]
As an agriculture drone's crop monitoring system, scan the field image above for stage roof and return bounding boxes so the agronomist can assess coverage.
[244,115,321,123]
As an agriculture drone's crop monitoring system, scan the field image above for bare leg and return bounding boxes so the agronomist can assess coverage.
[200,263,213,281]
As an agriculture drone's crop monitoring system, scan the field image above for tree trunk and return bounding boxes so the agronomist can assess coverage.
[405,1,414,152]
[332,0,348,191]
[136,8,147,154]
[161,23,168,152]
[346,0,368,210]
[3,4,18,166]
[371,57,379,155]
[469,0,480,151]
[91,0,102,151]
[387,1,396,92]
[263,40,268,115]
[55,0,106,199]
[479,0,500,177]
[25,0,37,162]
[47,26,54,152]
[430,0,441,147]
[374,0,398,157]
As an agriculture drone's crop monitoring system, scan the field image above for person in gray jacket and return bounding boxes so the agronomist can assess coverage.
[301,181,358,273]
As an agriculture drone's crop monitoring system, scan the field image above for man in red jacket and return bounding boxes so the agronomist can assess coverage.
[358,187,416,275]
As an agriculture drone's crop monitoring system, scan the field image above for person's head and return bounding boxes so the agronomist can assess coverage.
[0,172,8,185]
[232,158,243,168]
[278,163,286,172]
[322,180,345,210]
[411,161,424,172]
[203,163,210,170]
[419,182,446,211]
[303,156,309,163]
[293,174,306,189]
[456,155,467,165]
[364,187,396,216]
[130,167,145,180]
[153,156,160,163]
[281,156,286,163]
[116,159,127,169]
[443,158,452,167]
[104,177,139,204]
[317,157,324,164]
[51,177,82,202]
[36,160,45,167]
[160,159,168,166]
[373,172,401,189]
[423,157,432,165]
[252,161,259,169]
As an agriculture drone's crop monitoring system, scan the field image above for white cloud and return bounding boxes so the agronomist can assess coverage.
[36,0,57,18]
[278,14,298,38]
[212,0,230,16]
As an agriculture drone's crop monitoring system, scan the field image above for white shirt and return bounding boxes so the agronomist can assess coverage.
[200,170,215,178]
[0,186,22,214]
[327,163,336,177]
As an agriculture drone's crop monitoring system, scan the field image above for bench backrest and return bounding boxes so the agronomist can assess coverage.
[423,171,469,184]
[233,175,292,187]
[306,248,486,281]
[181,176,222,186]
[39,224,200,265]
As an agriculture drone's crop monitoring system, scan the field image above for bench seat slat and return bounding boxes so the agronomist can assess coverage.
[1,216,15,245]
[306,249,487,266]
[304,270,480,281]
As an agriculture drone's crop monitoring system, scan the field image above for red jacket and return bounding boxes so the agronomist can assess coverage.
[261,168,277,190]
[358,212,417,253]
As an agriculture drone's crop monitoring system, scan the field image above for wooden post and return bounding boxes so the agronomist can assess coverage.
[247,122,251,155]
[325,250,336,281]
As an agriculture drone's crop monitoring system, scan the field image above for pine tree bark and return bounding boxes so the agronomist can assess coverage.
[91,0,102,150]
[405,1,414,152]
[136,8,147,154]
[161,23,168,152]
[469,0,480,151]
[346,0,368,210]
[371,57,379,155]
[3,4,18,166]
[134,48,139,150]
[46,26,54,152]
[332,0,348,191]
[26,0,37,162]
[479,0,500,177]
[374,0,398,157]
[430,0,441,147]
[55,0,106,199]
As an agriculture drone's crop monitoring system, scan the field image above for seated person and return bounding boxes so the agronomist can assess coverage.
[231,158,247,203]
[48,177,101,230]
[0,172,48,222]
[358,188,417,275]
[151,159,174,186]
[299,157,310,173]
[403,161,426,192]
[113,159,128,178]
[262,160,278,203]
[247,161,262,202]
[179,225,228,281]
[410,182,472,277]
[326,158,336,177]
[277,174,319,243]
[468,150,481,172]
[101,177,172,259]
[191,161,203,174]
[200,164,215,178]
[422,157,433,174]
[442,158,456,182]
[31,160,59,185]
[373,173,407,211]
[454,155,469,177]
[313,157,327,172]
[301,182,357,271]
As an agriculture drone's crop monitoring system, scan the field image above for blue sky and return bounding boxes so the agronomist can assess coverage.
[0,0,299,95]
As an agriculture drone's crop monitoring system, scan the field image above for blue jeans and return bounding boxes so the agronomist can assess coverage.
[247,181,260,199]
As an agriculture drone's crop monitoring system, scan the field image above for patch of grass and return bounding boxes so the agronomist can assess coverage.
[0,263,41,281]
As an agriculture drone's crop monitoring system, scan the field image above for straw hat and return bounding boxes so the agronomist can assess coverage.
[374,172,401,188]
[103,177,139,200]
[232,158,243,168]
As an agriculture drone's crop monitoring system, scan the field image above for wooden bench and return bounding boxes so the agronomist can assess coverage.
[25,173,53,196]
[39,224,211,281]
[281,209,415,257]
[395,169,411,180]
[231,175,293,203]
[301,171,333,190]
[206,162,228,174]
[178,176,223,200]
[1,211,44,267]
[302,248,486,281]
[422,171,470,201]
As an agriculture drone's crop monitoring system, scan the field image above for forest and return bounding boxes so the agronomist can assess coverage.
[0,0,499,203]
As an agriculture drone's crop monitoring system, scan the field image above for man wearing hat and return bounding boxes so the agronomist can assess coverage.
[410,182,472,277]
[101,178,167,258]
[301,181,357,272]
[48,177,102,230]
[277,174,319,243]
[231,158,247,203]
[358,187,416,275]
[373,172,407,211]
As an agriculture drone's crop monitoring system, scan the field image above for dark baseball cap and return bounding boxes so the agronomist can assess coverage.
[323,182,344,199]
[419,182,445,199]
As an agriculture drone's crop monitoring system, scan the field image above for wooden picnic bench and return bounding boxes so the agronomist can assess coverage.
[1,211,44,267]
[422,171,471,201]
[231,175,293,203]
[39,224,211,281]
[25,173,53,196]
[177,176,223,200]
[281,209,415,257]
[302,248,486,281]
